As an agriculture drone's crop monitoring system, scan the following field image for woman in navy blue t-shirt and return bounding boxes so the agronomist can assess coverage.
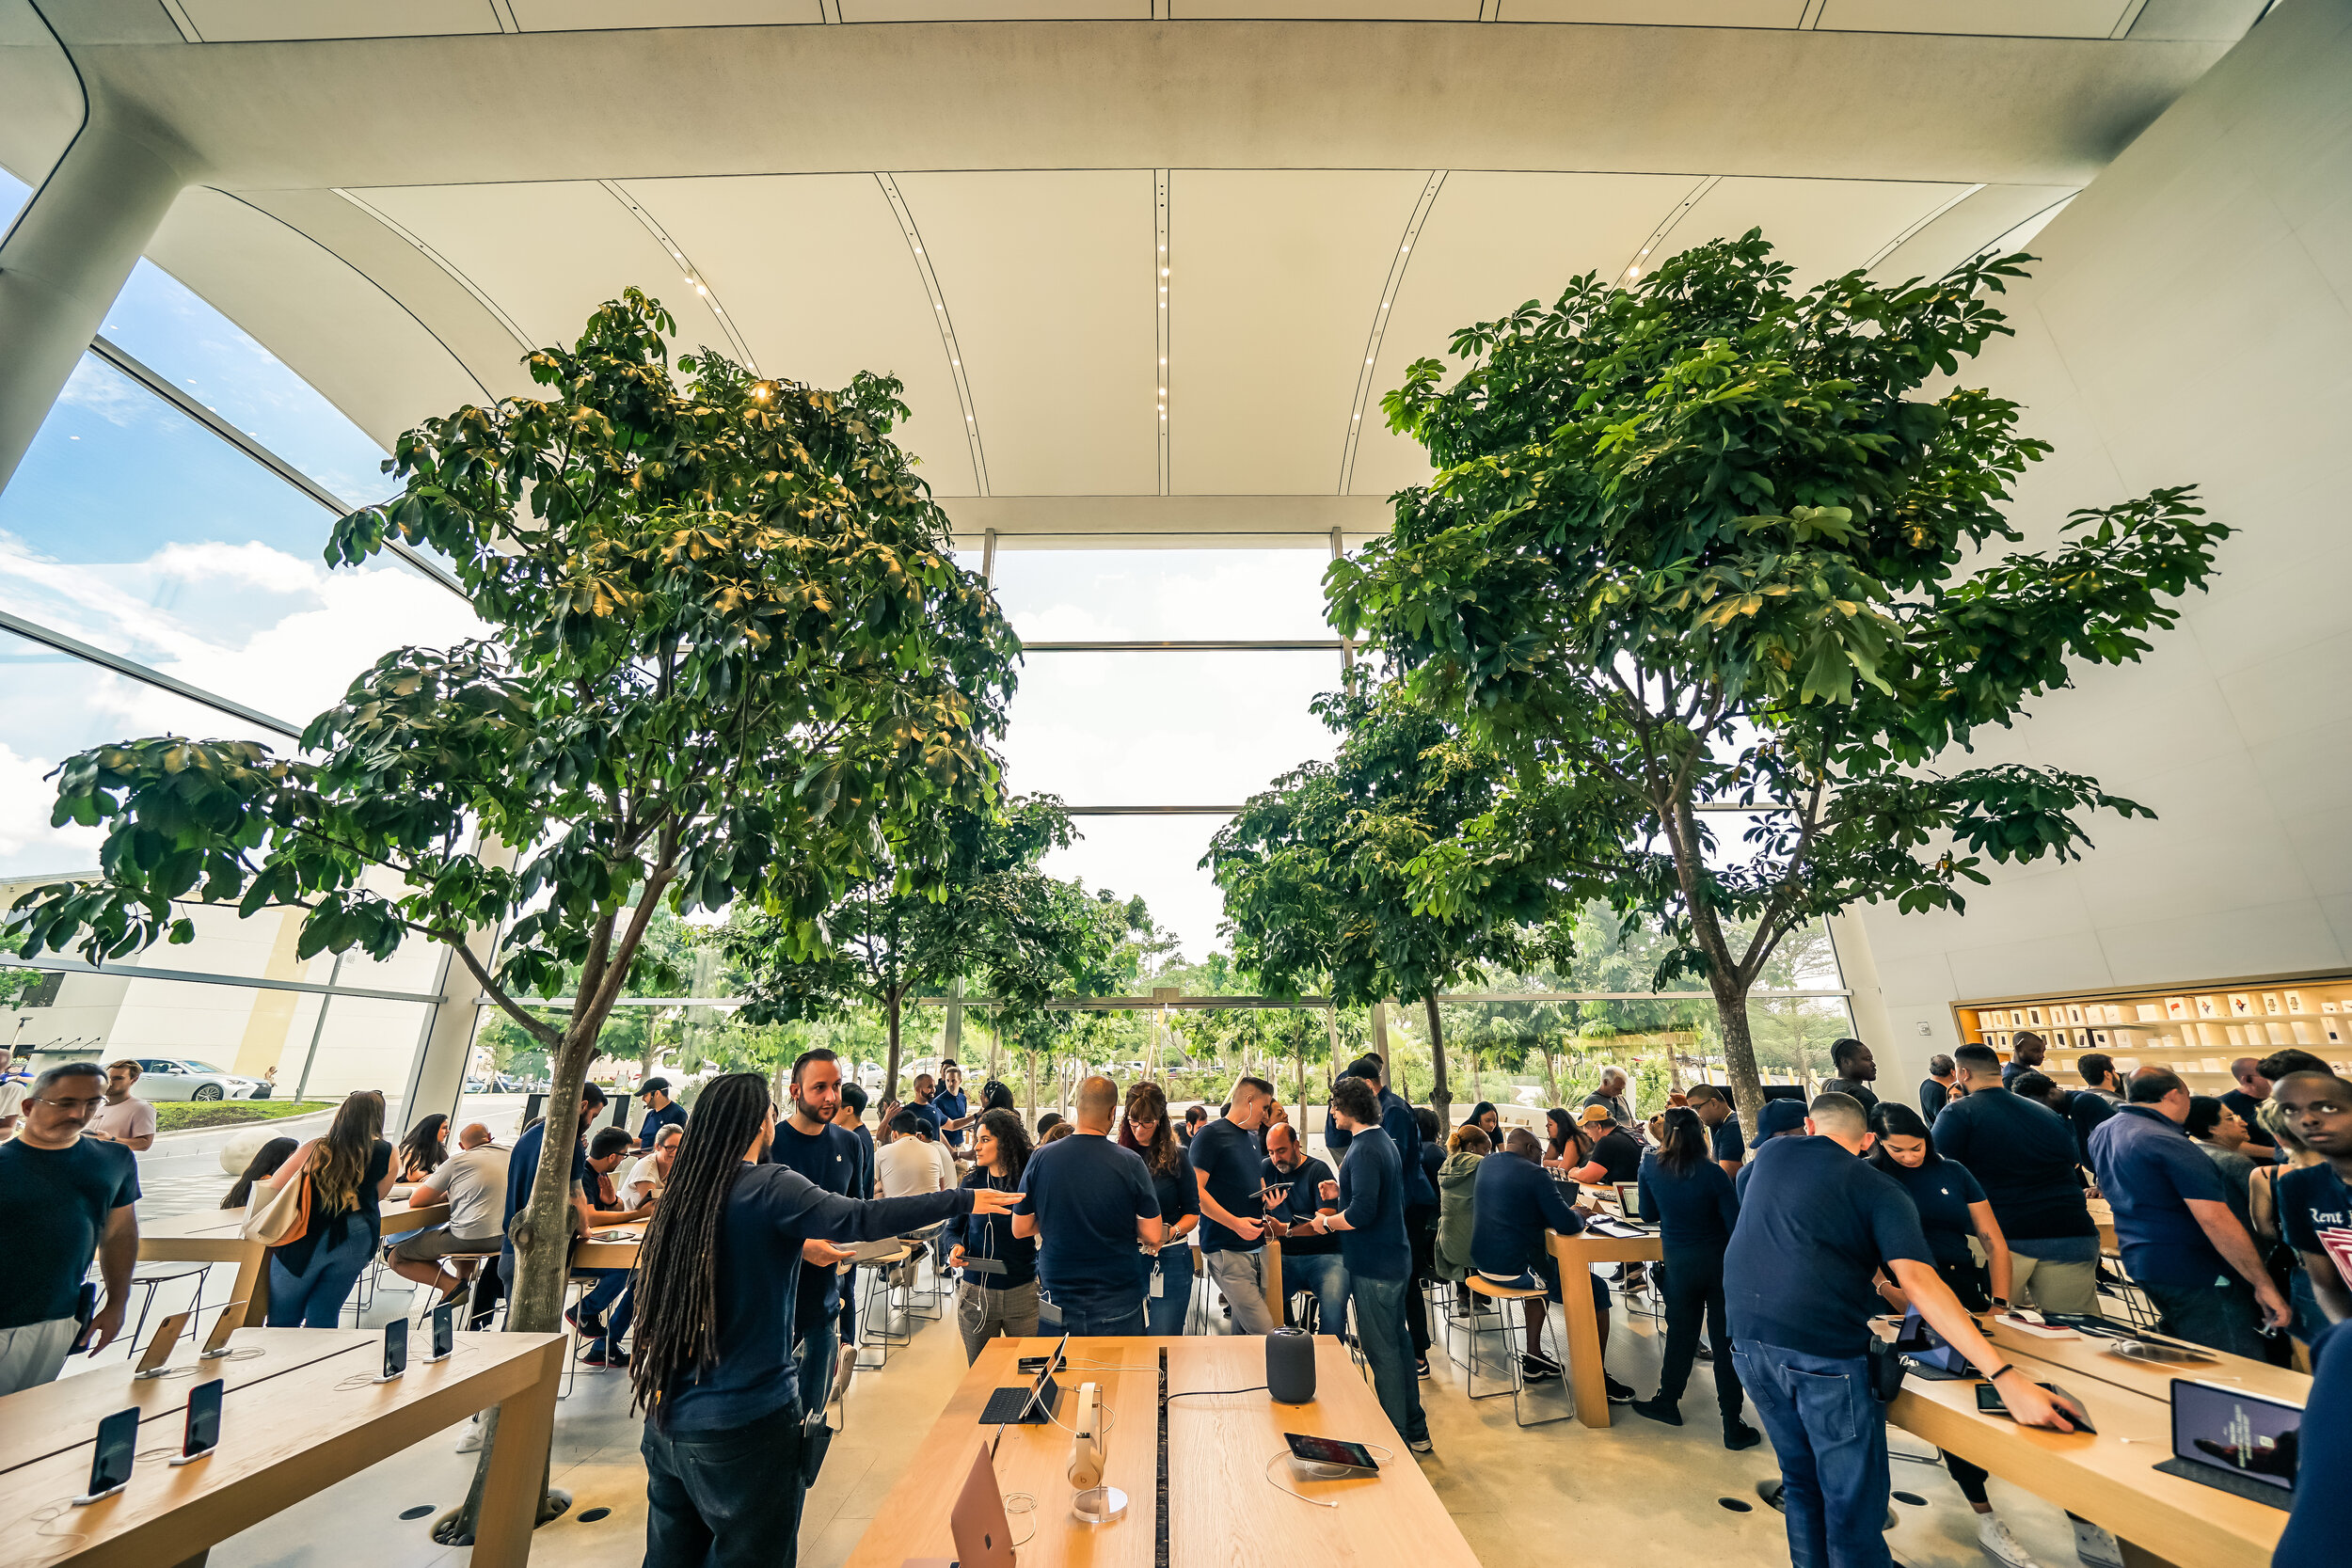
[1631,1107,1756,1447]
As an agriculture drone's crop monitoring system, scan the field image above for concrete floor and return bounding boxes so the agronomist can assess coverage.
[65,1257,2102,1568]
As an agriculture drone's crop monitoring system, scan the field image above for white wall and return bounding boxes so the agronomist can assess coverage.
[1862,0,2352,1089]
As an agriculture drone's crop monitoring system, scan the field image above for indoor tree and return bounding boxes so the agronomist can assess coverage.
[1329,234,2229,1129]
[8,290,1017,1538]
[715,796,1140,1101]
[1208,686,1574,1132]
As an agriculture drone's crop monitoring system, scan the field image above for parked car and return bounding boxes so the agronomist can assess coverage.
[132,1057,266,1101]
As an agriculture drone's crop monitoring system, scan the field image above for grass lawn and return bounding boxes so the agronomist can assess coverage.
[153,1099,339,1132]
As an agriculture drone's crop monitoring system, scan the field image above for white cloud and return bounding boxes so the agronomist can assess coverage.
[55,358,158,429]
[0,742,103,877]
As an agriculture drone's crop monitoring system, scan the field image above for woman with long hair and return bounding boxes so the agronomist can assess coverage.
[1542,1106,1590,1172]
[223,1136,298,1211]
[949,1108,1038,1362]
[1119,1082,1200,1336]
[1467,1101,1502,1142]
[1629,1105,1755,1448]
[262,1090,393,1327]
[628,1073,1013,1568]
[395,1113,450,1183]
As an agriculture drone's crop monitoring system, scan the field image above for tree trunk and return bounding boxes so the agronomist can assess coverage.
[882,986,903,1104]
[1713,982,1765,1138]
[1539,1041,1560,1105]
[1422,993,1453,1136]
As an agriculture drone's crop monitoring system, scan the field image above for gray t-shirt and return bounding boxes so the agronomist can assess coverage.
[423,1143,512,1242]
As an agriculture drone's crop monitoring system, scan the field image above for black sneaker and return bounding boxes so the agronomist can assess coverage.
[1604,1374,1637,1404]
[1723,1417,1762,1450]
[1694,1340,1713,1362]
[1519,1355,1560,1382]
[1756,1480,1786,1513]
[1629,1395,1682,1426]
[1415,1356,1432,1378]
[564,1306,606,1338]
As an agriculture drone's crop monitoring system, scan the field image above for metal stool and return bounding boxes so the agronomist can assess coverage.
[118,1261,210,1357]
[1464,1275,1572,1427]
[853,1244,915,1370]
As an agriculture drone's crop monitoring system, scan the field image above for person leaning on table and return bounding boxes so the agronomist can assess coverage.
[1725,1092,2079,1568]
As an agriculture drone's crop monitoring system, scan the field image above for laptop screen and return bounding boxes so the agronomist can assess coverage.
[2169,1378,2302,1492]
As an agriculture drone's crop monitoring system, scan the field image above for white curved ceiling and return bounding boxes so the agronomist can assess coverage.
[0,4,2268,540]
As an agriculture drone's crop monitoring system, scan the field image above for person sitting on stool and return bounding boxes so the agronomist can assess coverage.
[1471,1128,1629,1401]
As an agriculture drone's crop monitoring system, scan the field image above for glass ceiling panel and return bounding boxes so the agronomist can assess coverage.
[101,260,398,509]
[0,353,484,724]
[990,547,1339,641]
[1000,650,1342,805]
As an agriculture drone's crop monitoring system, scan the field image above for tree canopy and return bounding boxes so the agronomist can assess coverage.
[1330,234,2229,1127]
[8,289,1019,1537]
[1207,686,1576,1130]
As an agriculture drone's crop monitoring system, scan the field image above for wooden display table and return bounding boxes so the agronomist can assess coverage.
[845,1335,1479,1568]
[1880,1318,2300,1568]
[0,1326,562,1568]
[1546,1227,1663,1429]
[138,1200,453,1325]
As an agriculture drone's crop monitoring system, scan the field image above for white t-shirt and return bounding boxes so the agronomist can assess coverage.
[421,1143,511,1242]
[88,1095,157,1143]
[875,1136,948,1199]
[0,1078,24,1123]
[622,1151,667,1206]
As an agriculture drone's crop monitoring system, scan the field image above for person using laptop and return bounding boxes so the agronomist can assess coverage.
[387,1120,508,1303]
[628,1073,1011,1568]
[1472,1128,1624,1397]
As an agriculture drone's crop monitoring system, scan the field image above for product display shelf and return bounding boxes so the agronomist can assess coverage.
[1952,971,2352,1087]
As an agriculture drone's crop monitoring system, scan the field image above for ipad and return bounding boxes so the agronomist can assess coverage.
[2169,1378,2300,1493]
[1283,1433,1380,1476]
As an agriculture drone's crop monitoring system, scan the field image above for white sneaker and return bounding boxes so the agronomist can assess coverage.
[454,1416,485,1454]
[2071,1519,2124,1568]
[1978,1513,2042,1568]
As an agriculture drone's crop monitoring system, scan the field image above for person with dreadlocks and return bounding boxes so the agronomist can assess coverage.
[629,1072,1014,1568]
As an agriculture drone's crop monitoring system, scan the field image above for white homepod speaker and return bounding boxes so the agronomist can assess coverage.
[1068,1381,1125,1525]
[1267,1327,1317,1404]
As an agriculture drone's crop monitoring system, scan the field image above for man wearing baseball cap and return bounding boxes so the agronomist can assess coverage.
[1560,1101,1644,1188]
[637,1076,687,1149]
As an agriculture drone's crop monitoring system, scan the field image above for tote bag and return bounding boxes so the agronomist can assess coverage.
[242,1151,313,1247]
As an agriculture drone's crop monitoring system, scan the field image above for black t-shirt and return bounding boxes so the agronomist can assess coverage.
[1014,1133,1160,1309]
[1587,1128,1642,1184]
[1146,1155,1200,1247]
[961,1169,1036,1290]
[1709,1117,1746,1166]
[1636,1149,1739,1248]
[1724,1136,1934,1359]
[770,1117,864,1323]
[1929,1086,2095,1242]
[659,1164,970,1432]
[1918,1077,1953,1122]
[277,1138,392,1275]
[2068,1088,2120,1162]
[1824,1079,1881,1114]
[1877,1156,1987,1269]
[2220,1089,2278,1151]
[1263,1154,1338,1255]
[2280,1163,2352,1285]
[4,1136,141,1329]
[1188,1117,1265,1253]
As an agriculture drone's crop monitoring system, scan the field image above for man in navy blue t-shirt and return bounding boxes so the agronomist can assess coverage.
[2089,1069,2290,1356]
[1191,1075,1280,1334]
[768,1049,864,1409]
[1308,1073,1430,1452]
[1727,1093,2076,1568]
[1687,1084,1744,1177]
[1012,1076,1160,1335]
[636,1077,688,1148]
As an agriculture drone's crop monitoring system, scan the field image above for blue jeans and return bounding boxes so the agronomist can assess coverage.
[1283,1250,1349,1337]
[793,1310,837,1411]
[1145,1247,1194,1337]
[578,1267,634,1348]
[2141,1276,2265,1359]
[1732,1340,1889,1568]
[1054,1298,1146,1337]
[643,1402,805,1568]
[267,1227,373,1327]
[1350,1273,1427,1444]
